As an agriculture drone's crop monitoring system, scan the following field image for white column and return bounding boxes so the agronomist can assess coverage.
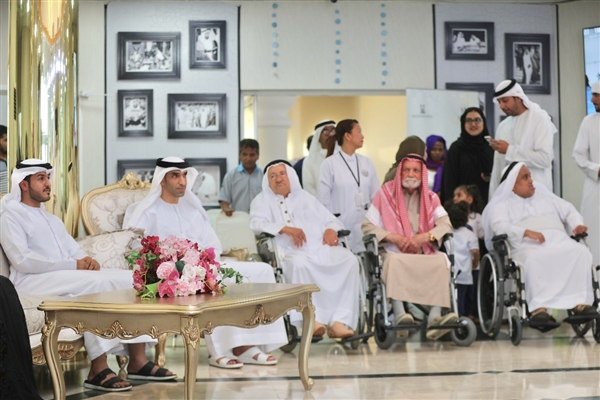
[256,96,297,166]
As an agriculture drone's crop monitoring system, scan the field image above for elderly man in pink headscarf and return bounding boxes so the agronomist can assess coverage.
[362,154,456,340]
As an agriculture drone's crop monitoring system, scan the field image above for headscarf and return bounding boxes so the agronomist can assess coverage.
[302,120,336,196]
[384,136,426,184]
[370,154,444,255]
[425,135,446,193]
[455,107,493,176]
[493,79,554,124]
[123,156,206,228]
[0,159,53,214]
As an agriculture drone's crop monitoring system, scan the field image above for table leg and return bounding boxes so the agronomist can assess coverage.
[41,312,65,400]
[181,317,200,400]
[299,296,315,391]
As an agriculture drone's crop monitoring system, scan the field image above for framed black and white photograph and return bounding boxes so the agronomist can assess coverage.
[117,90,153,137]
[117,159,157,183]
[505,33,550,94]
[118,32,181,80]
[185,158,227,208]
[189,21,226,69]
[168,93,226,139]
[445,82,495,135]
[445,22,494,60]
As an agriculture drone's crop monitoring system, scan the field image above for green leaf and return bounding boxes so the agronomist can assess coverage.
[175,260,185,273]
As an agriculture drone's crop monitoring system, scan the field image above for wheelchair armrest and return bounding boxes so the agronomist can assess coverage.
[362,233,377,243]
[337,230,351,238]
[492,234,508,242]
[257,232,275,239]
[441,233,453,242]
[570,232,588,242]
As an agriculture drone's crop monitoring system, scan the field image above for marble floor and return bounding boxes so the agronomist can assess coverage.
[36,321,600,400]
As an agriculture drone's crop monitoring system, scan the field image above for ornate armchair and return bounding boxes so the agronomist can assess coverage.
[81,172,150,235]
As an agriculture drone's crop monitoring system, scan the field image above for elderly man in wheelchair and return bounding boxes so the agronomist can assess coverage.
[480,161,599,343]
[361,154,466,342]
[249,160,360,339]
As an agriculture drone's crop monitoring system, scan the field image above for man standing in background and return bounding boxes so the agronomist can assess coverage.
[573,80,600,266]
[488,79,557,197]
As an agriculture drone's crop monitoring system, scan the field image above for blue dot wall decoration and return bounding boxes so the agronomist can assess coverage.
[334,9,342,84]
[272,4,279,72]
[380,3,387,86]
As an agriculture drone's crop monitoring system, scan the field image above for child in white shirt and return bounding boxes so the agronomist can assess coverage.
[446,201,480,317]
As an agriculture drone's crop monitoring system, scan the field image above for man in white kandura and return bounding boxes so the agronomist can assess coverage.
[250,160,359,338]
[572,80,600,266]
[362,154,457,340]
[0,159,175,393]
[488,79,557,197]
[483,161,596,324]
[123,157,287,369]
[302,120,336,197]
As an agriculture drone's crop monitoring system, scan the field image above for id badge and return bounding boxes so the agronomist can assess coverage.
[355,191,365,207]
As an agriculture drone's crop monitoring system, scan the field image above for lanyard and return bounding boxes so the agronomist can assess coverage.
[339,151,360,188]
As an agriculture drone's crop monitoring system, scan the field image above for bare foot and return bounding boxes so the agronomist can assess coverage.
[89,355,130,389]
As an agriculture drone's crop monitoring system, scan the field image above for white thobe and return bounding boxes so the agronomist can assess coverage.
[318,151,380,252]
[489,109,555,197]
[302,148,326,197]
[250,192,360,328]
[572,113,600,265]
[488,192,594,311]
[124,199,286,355]
[0,203,151,360]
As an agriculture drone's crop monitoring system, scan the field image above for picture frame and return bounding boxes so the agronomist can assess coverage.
[445,82,495,136]
[445,22,495,60]
[505,33,551,94]
[117,90,153,137]
[117,32,181,80]
[168,93,226,139]
[117,159,157,183]
[184,158,227,208]
[189,21,226,69]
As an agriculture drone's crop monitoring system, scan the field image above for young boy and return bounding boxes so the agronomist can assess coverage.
[445,201,480,318]
[218,139,262,215]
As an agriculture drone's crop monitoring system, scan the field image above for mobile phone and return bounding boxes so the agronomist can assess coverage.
[484,136,492,142]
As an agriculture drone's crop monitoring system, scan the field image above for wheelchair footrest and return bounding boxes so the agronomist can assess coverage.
[426,323,464,330]
[340,332,373,343]
[291,335,324,344]
[526,320,561,333]
[563,313,600,324]
[387,323,422,332]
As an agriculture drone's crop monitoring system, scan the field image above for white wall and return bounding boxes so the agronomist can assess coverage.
[105,2,240,184]
[435,3,561,193]
[558,0,600,208]
[241,1,435,91]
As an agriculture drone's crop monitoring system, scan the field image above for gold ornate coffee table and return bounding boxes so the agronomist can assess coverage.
[38,283,319,400]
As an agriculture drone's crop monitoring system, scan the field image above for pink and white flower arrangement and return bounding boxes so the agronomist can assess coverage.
[126,235,242,298]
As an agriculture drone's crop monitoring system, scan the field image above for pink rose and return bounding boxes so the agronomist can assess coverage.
[158,281,175,298]
[156,261,177,280]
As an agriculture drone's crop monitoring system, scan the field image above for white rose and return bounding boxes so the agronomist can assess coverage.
[182,264,196,279]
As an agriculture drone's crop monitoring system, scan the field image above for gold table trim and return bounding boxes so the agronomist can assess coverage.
[39,283,319,400]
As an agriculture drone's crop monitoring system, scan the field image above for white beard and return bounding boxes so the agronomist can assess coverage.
[402,177,421,189]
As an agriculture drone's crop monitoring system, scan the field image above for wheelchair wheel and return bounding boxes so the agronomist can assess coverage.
[450,317,477,347]
[351,258,369,350]
[509,314,522,346]
[279,317,298,353]
[374,312,395,350]
[478,252,504,338]
[593,317,600,344]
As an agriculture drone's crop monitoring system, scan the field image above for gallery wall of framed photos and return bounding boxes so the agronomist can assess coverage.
[434,3,561,194]
[105,1,239,203]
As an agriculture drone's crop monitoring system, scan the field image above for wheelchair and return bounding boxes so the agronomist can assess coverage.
[477,233,600,346]
[358,233,477,350]
[255,229,365,351]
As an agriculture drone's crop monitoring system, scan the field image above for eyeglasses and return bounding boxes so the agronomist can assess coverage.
[465,118,483,124]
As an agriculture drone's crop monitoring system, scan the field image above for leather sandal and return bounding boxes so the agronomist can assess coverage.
[83,368,132,392]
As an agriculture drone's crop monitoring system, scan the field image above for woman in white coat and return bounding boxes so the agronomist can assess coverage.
[318,119,380,252]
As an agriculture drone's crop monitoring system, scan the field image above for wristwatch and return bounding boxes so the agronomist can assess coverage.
[429,233,436,243]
